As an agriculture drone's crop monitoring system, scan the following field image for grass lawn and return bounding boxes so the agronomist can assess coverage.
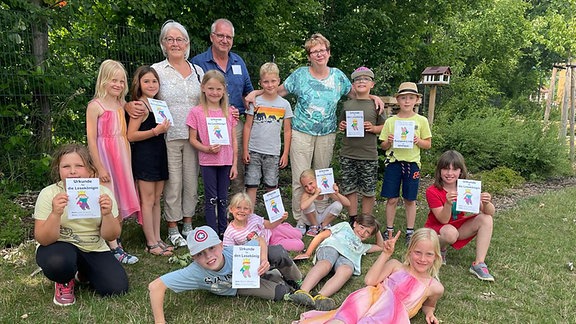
[2,187,576,323]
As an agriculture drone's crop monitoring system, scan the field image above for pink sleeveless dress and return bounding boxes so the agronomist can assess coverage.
[296,269,432,324]
[93,99,140,219]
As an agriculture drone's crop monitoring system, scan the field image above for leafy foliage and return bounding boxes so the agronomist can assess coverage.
[477,166,525,195]
[431,111,570,179]
[0,195,30,248]
[1,0,576,192]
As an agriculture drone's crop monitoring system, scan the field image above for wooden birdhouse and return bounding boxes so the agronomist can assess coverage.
[419,66,451,125]
[420,66,451,85]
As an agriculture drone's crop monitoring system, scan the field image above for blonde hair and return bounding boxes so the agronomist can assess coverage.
[51,143,96,182]
[200,70,229,117]
[304,33,330,54]
[403,228,442,280]
[260,62,280,78]
[228,192,253,218]
[299,169,316,182]
[94,59,128,101]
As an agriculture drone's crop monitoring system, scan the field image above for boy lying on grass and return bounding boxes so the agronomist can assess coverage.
[149,226,302,323]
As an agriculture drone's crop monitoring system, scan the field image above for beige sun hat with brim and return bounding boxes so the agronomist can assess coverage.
[394,82,422,97]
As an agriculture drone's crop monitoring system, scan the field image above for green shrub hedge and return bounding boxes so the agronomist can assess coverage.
[0,194,31,248]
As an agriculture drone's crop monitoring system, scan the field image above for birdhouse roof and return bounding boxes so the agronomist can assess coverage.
[421,66,451,75]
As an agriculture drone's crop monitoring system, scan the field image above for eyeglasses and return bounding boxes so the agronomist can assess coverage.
[309,49,328,56]
[354,77,373,83]
[212,33,234,41]
[163,37,188,44]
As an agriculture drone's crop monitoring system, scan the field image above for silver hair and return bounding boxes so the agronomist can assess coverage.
[210,18,235,37]
[159,20,191,59]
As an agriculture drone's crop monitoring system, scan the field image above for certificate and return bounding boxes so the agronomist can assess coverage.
[147,98,174,126]
[393,120,415,149]
[456,179,482,214]
[207,117,230,145]
[263,189,285,223]
[346,111,364,137]
[65,178,101,219]
[232,245,261,289]
[315,168,335,195]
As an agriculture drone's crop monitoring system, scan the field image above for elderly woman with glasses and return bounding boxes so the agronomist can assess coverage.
[246,33,383,231]
[126,20,204,248]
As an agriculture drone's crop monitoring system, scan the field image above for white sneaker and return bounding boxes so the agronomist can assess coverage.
[167,233,187,248]
[296,221,307,235]
[181,225,193,238]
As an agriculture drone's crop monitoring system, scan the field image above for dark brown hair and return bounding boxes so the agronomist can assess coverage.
[130,65,160,101]
[433,150,468,189]
[355,214,380,235]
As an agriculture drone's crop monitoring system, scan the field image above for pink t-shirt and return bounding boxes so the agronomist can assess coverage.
[223,214,271,246]
[186,105,237,166]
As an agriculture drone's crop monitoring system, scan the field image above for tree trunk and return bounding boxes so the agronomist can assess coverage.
[31,0,52,152]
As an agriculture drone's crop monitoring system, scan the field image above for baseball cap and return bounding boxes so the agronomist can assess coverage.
[351,66,374,80]
[186,226,222,256]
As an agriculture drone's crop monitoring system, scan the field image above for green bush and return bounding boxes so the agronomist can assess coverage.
[431,110,571,179]
[477,166,525,195]
[0,194,31,247]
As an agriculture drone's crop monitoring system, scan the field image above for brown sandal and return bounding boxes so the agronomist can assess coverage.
[157,240,175,252]
[146,243,173,256]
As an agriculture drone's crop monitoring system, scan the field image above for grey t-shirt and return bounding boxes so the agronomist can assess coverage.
[339,99,386,160]
[246,95,293,155]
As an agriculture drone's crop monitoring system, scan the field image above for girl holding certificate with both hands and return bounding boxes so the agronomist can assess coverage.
[424,150,496,281]
[34,144,128,307]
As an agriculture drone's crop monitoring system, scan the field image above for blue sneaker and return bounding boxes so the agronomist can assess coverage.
[469,262,494,281]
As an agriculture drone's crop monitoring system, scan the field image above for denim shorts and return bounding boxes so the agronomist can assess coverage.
[380,161,420,201]
[315,246,354,271]
[244,151,279,188]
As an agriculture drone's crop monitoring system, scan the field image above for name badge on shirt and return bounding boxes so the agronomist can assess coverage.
[232,65,242,75]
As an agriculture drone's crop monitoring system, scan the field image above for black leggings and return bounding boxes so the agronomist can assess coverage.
[36,241,129,297]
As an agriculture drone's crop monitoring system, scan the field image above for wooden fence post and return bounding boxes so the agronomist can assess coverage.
[570,65,575,162]
[544,67,557,124]
[428,85,437,125]
[560,64,571,139]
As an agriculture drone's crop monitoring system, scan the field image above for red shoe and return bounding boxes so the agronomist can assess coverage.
[53,279,75,306]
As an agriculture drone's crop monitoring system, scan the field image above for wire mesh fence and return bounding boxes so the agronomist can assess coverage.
[0,11,272,190]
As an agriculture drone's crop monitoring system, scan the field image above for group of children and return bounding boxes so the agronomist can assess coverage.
[33,57,496,322]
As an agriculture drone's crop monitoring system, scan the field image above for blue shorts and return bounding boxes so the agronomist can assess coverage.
[380,161,420,201]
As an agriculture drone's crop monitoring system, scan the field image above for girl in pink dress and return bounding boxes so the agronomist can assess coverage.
[295,228,444,324]
[86,59,140,264]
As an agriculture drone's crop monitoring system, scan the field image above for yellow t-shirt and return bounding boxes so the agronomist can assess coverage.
[34,182,119,252]
[379,114,432,166]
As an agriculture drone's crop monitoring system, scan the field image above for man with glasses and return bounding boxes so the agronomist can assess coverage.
[192,18,254,194]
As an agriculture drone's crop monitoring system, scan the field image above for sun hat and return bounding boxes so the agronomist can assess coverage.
[351,66,374,80]
[394,82,422,97]
[187,226,222,256]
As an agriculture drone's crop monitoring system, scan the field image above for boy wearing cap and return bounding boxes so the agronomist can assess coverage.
[379,82,432,245]
[338,67,386,225]
[149,226,301,323]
